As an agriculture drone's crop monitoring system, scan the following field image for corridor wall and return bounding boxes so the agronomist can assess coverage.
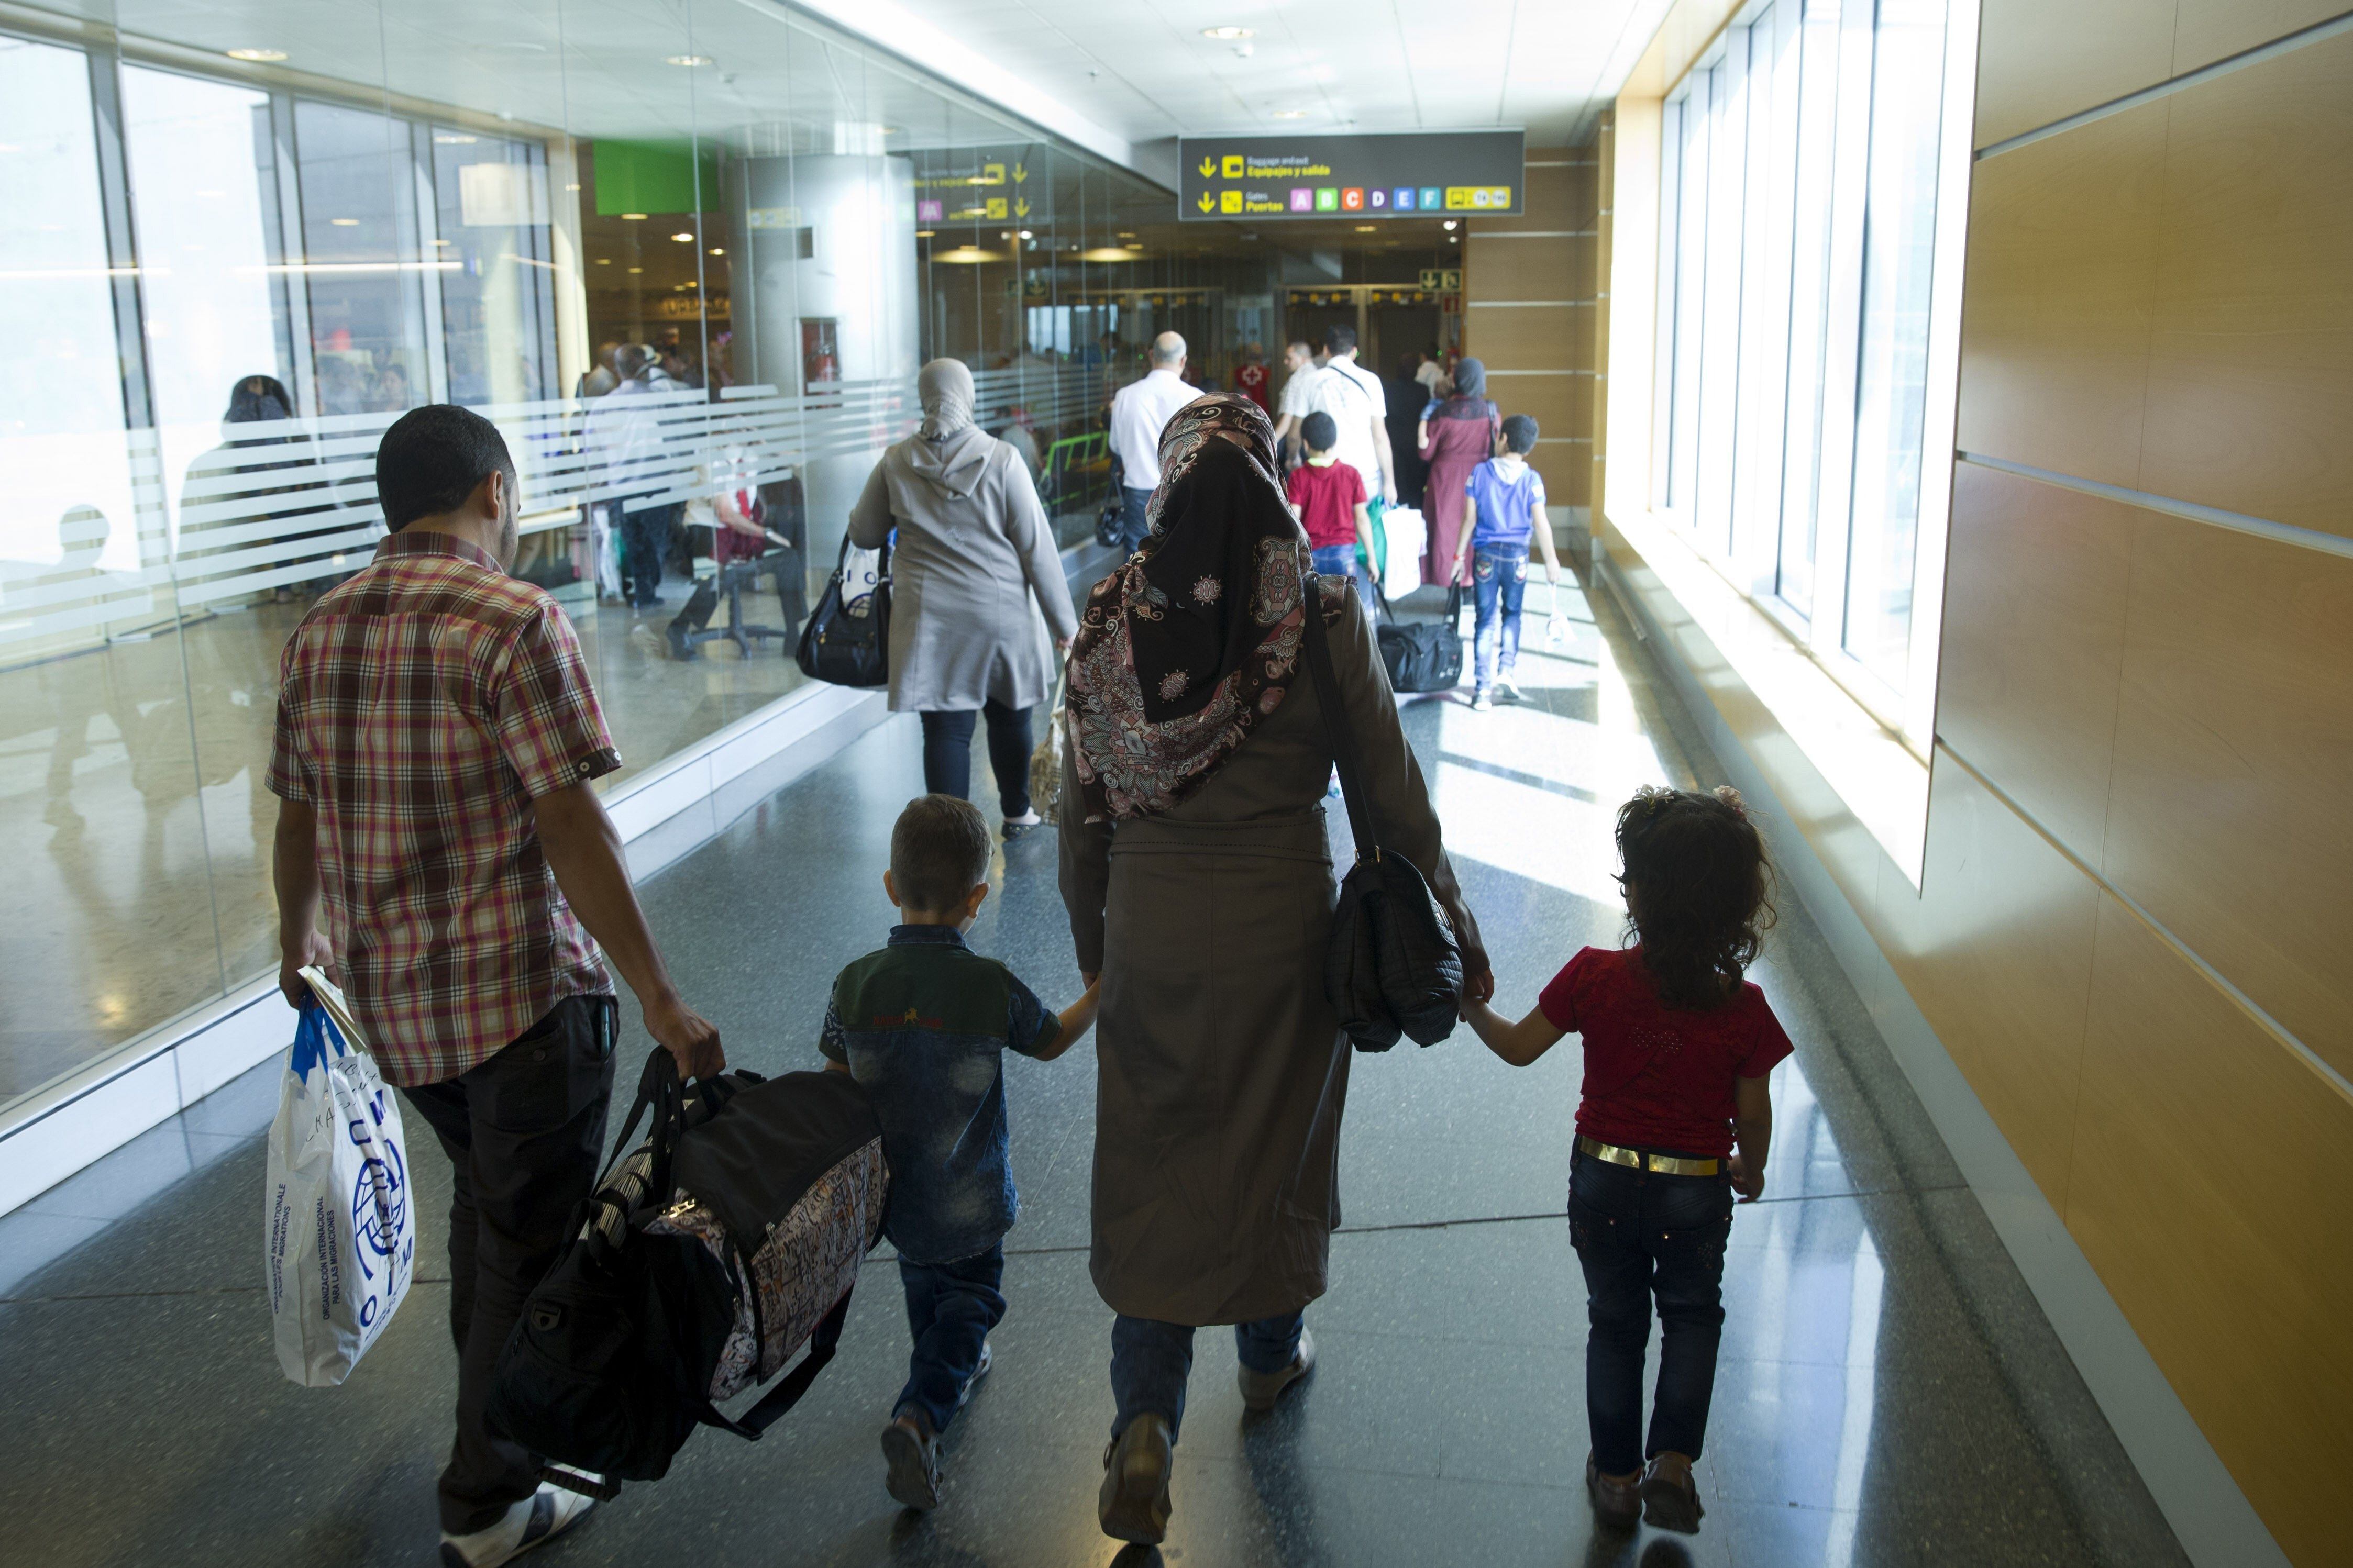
[1596,0,2353,1561]
[1461,153,1601,523]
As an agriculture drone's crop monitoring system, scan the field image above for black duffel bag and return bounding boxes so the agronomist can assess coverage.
[1300,575,1465,1050]
[794,534,891,687]
[1374,585,1464,694]
[486,1051,886,1498]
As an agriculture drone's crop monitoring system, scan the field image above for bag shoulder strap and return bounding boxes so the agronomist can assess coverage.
[700,1285,856,1440]
[1299,576,1385,863]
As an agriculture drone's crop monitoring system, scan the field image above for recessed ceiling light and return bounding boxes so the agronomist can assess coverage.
[330,217,359,227]
[670,231,694,241]
[1018,229,1033,240]
[595,258,610,265]
[709,247,724,256]
[434,134,477,146]
[627,265,643,273]
[1201,26,1253,39]
[666,54,712,66]
[621,213,648,221]
[1271,109,1308,120]
[1117,231,1137,239]
[226,48,286,62]
[1354,224,1375,232]
[1441,219,1458,231]
[915,230,936,238]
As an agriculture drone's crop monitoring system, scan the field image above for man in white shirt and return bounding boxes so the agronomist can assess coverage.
[1106,332,1204,553]
[1270,340,1319,471]
[1413,349,1447,398]
[1301,326,1396,576]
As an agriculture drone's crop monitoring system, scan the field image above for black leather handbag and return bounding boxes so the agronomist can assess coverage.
[794,535,891,687]
[1374,585,1464,694]
[1301,577,1465,1050]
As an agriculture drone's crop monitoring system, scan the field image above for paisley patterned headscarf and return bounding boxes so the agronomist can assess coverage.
[1065,393,1338,821]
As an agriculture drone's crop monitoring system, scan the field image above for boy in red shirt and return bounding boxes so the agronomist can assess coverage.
[1462,785,1789,1539]
[1284,411,1376,607]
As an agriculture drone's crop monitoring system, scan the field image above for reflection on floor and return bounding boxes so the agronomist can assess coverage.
[0,585,806,1103]
[0,575,2190,1566]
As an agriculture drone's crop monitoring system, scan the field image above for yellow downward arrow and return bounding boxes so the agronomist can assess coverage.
[1013,163,1028,183]
[1197,156,1216,177]
[1196,192,1216,213]
[1015,197,1031,217]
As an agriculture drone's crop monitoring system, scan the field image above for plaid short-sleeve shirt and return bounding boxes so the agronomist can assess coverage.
[268,530,620,1086]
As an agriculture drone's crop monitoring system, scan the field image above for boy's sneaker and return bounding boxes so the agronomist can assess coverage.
[1495,679,1523,704]
[881,1412,942,1511]
[1098,1412,1175,1544]
[1002,810,1044,840]
[439,1484,595,1568]
[1237,1326,1316,1413]
[1585,1453,1641,1530]
[1471,690,1494,711]
[1639,1450,1705,1533]
[956,1339,993,1410]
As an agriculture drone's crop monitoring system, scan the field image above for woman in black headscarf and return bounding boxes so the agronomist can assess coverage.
[1417,357,1501,588]
[1060,393,1490,1547]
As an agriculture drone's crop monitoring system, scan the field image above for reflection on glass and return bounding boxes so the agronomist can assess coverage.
[1844,0,1947,686]
[293,100,428,416]
[1666,95,1707,515]
[431,128,558,406]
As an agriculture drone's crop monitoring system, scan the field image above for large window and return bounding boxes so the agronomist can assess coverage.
[1654,0,1970,730]
[0,1,1193,1113]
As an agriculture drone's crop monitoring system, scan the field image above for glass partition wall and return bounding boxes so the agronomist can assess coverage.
[0,0,1195,1110]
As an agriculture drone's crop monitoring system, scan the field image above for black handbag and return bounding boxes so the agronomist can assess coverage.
[1300,576,1465,1050]
[794,534,891,687]
[1374,585,1464,694]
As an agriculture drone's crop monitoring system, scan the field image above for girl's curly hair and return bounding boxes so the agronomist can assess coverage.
[1614,785,1777,1009]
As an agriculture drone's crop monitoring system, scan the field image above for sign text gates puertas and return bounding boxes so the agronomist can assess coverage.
[1177,131,1523,222]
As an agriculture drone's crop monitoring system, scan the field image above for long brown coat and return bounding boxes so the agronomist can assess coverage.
[1059,591,1469,1325]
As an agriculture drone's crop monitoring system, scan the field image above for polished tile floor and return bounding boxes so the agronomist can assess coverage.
[0,575,2188,1567]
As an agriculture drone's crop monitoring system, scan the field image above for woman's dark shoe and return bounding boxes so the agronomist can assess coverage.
[1099,1413,1175,1543]
[1585,1453,1641,1530]
[1639,1450,1704,1533]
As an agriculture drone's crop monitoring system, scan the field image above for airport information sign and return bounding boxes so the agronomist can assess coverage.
[1176,131,1523,221]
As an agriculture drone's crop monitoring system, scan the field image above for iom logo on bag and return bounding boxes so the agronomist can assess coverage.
[348,1091,410,1292]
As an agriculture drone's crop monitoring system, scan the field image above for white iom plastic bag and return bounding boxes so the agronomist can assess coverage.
[266,968,416,1386]
[1379,506,1427,598]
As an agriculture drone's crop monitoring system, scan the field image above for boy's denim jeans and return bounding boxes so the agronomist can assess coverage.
[1472,544,1529,691]
[1310,542,1376,608]
[1110,1311,1304,1441]
[895,1244,1008,1436]
[1568,1149,1735,1475]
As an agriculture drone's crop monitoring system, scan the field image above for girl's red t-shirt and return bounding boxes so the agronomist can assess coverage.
[1537,946,1793,1158]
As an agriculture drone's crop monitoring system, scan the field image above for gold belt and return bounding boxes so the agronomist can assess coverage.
[1577,1136,1720,1177]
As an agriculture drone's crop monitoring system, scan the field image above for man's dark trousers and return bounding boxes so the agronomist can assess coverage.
[400,994,617,1534]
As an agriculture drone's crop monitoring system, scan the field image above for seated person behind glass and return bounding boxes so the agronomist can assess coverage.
[668,461,796,657]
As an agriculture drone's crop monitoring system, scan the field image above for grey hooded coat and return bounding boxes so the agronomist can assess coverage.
[847,361,1079,713]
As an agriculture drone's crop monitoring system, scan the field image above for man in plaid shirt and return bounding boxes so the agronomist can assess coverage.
[269,404,723,1568]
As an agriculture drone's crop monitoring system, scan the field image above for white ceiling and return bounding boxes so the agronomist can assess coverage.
[836,0,1671,150]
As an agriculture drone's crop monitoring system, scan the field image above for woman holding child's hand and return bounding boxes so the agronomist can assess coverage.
[1058,395,1484,1548]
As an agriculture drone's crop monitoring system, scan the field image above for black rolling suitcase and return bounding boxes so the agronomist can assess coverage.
[1374,585,1465,694]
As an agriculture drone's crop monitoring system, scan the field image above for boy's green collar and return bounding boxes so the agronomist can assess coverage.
[1306,454,1336,467]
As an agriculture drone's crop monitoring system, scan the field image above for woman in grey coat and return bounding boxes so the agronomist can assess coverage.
[1059,395,1491,1545]
[850,359,1079,834]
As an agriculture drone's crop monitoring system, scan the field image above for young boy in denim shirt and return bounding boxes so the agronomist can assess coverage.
[1449,414,1564,709]
[821,794,1100,1511]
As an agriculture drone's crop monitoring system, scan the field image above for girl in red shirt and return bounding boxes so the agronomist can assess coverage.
[1462,785,1787,1539]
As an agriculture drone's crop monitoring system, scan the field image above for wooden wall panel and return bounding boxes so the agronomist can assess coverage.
[1464,304,1585,366]
[2101,512,2353,1080]
[1936,462,2132,853]
[2171,0,2348,76]
[1972,0,2177,147]
[1894,759,2101,1207]
[2138,31,2353,540]
[1466,245,1575,304]
[1956,101,2165,484]
[2066,895,2353,1568]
